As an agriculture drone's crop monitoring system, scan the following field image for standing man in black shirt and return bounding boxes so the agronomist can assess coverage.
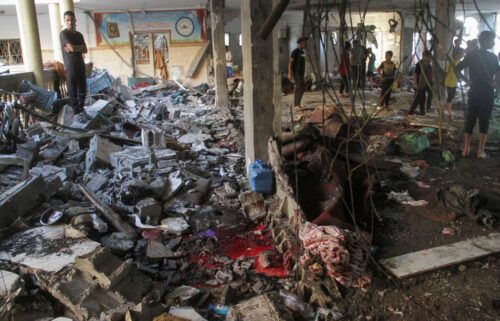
[456,31,500,159]
[288,37,307,109]
[60,11,87,114]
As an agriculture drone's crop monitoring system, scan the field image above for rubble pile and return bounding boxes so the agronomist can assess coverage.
[0,77,303,321]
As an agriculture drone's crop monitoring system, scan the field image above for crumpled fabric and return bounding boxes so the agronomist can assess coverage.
[299,222,371,288]
[437,184,496,227]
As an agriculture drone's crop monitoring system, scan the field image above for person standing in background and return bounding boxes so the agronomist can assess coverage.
[288,37,307,109]
[60,10,87,114]
[338,41,352,98]
[225,46,233,78]
[376,50,396,110]
[443,47,465,121]
[456,31,500,159]
[366,48,376,91]
[408,50,433,116]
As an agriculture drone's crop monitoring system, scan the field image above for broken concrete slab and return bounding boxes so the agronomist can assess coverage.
[85,99,113,119]
[110,147,176,175]
[168,307,207,321]
[146,240,180,259]
[189,206,246,232]
[136,198,163,219]
[0,270,24,297]
[110,267,152,303]
[75,247,133,289]
[153,314,190,321]
[30,165,68,182]
[57,105,74,126]
[101,232,135,252]
[141,126,166,148]
[16,141,40,167]
[43,269,127,321]
[0,226,100,273]
[85,135,123,173]
[0,175,45,229]
[226,292,293,321]
[0,154,29,180]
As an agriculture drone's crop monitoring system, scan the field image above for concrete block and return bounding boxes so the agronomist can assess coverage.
[111,267,152,303]
[30,165,68,182]
[141,126,166,148]
[0,270,24,296]
[226,292,293,321]
[85,135,123,173]
[16,141,40,166]
[101,232,135,252]
[110,147,176,175]
[0,226,100,273]
[57,105,74,126]
[0,176,45,229]
[85,99,113,119]
[146,240,178,259]
[75,247,133,289]
[136,198,162,219]
[48,269,126,321]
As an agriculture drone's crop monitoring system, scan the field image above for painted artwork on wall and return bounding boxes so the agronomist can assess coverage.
[94,9,206,47]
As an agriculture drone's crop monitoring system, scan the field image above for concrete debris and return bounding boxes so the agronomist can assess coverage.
[110,146,176,175]
[0,226,100,273]
[226,292,294,321]
[0,175,45,229]
[0,270,24,296]
[85,135,122,173]
[101,232,135,252]
[75,247,133,289]
[137,197,163,220]
[239,191,266,221]
[168,307,207,321]
[57,105,75,126]
[84,99,113,119]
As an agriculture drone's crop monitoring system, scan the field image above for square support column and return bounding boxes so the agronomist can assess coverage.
[210,0,230,109]
[241,0,275,164]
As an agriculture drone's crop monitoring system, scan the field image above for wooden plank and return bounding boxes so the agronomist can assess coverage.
[186,40,211,78]
[79,184,136,238]
[380,233,500,279]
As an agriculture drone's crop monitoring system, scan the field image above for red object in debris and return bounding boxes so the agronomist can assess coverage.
[141,229,163,241]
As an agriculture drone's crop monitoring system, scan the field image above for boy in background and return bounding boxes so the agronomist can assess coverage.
[376,50,396,109]
[443,47,465,121]
[409,50,433,116]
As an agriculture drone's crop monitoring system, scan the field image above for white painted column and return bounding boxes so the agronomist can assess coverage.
[59,0,74,22]
[15,0,44,86]
[49,2,63,62]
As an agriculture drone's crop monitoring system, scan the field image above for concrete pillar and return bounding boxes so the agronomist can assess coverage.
[16,0,44,86]
[434,0,455,99]
[401,27,414,76]
[401,13,415,76]
[49,3,63,62]
[59,0,74,21]
[272,0,282,138]
[241,0,274,163]
[210,0,230,109]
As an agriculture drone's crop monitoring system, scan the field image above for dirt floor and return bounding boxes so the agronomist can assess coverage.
[283,88,500,321]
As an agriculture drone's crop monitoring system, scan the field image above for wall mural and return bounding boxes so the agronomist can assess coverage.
[94,9,206,47]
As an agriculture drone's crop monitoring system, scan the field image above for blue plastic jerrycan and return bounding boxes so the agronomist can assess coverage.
[248,160,273,195]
